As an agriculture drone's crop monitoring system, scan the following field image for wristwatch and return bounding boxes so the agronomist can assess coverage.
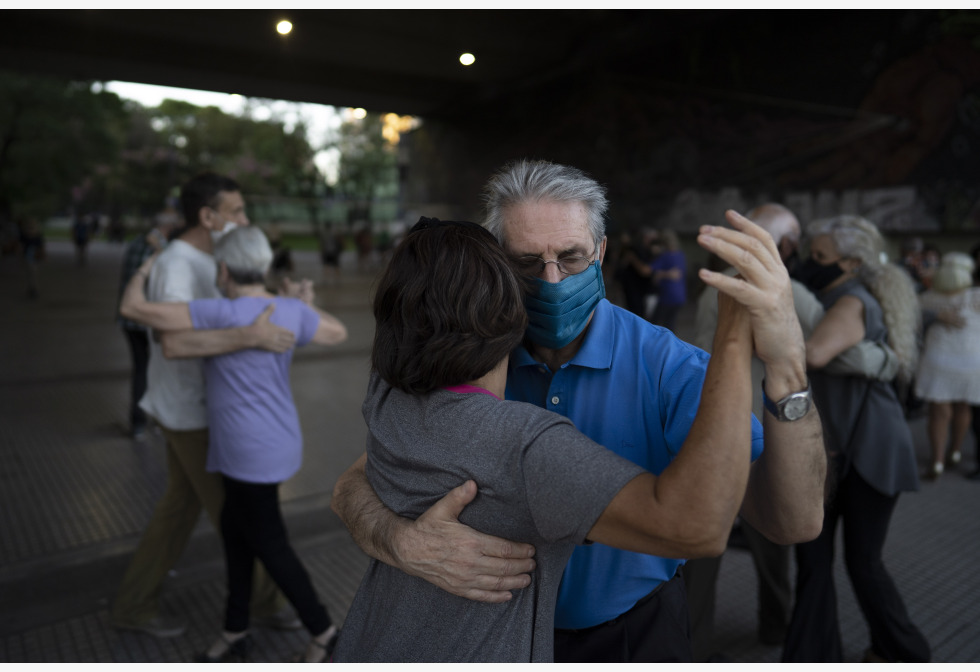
[762,379,812,422]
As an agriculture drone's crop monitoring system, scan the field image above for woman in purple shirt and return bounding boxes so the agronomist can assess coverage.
[121,226,347,663]
[648,228,687,331]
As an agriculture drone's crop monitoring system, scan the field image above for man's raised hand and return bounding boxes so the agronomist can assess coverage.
[697,210,806,372]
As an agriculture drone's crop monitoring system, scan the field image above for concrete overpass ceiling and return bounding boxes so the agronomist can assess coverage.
[2,9,607,114]
[0,9,741,116]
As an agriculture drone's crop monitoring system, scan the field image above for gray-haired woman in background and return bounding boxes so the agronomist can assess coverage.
[783,215,929,663]
[121,227,347,663]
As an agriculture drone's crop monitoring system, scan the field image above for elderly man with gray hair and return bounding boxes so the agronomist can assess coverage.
[333,161,829,662]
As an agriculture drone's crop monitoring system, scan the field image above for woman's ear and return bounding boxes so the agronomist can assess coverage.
[218,261,230,284]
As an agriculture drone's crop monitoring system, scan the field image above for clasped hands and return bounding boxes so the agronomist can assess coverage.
[697,210,808,396]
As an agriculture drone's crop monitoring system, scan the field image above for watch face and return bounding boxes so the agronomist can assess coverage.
[784,396,810,420]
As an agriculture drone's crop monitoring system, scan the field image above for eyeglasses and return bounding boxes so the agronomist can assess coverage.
[514,248,597,277]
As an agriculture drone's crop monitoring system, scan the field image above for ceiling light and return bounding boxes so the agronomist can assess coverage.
[277,20,293,35]
[459,53,475,66]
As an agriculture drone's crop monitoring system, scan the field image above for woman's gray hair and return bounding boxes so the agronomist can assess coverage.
[806,215,920,381]
[482,160,608,250]
[213,226,273,285]
[932,251,975,293]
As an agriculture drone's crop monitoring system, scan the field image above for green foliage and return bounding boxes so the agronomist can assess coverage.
[148,99,315,196]
[119,98,321,216]
[334,112,398,223]
[0,70,397,231]
[0,71,126,220]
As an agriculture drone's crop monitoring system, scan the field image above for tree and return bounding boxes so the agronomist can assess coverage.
[334,112,398,226]
[0,72,326,230]
[82,97,324,223]
[0,71,126,221]
[147,99,318,197]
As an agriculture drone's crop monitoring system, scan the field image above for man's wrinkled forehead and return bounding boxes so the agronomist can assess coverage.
[500,200,592,245]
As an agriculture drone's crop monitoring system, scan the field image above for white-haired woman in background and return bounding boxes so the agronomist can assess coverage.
[915,251,980,479]
[783,215,929,663]
[121,226,347,663]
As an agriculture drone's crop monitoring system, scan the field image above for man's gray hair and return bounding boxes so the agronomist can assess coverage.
[482,159,608,248]
[213,226,273,285]
[747,203,801,246]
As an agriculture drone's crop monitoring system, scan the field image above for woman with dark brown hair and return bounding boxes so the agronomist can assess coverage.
[332,216,758,662]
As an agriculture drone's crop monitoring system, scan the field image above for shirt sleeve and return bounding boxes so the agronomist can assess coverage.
[750,412,764,460]
[152,255,198,303]
[295,301,321,347]
[522,420,645,545]
[661,347,764,461]
[188,298,232,330]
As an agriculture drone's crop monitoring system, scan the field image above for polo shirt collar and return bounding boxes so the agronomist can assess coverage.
[512,299,614,371]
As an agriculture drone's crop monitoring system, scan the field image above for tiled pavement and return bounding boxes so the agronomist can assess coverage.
[0,239,978,663]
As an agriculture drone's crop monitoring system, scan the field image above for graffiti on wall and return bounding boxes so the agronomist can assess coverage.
[664,185,944,233]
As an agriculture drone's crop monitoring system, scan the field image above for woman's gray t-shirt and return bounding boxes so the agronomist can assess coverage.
[332,372,645,662]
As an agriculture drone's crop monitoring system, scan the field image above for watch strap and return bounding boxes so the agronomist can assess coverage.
[761,378,812,421]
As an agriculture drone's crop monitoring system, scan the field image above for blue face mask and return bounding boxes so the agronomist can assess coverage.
[525,261,605,349]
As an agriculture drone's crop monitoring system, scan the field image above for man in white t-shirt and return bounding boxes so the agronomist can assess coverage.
[111,173,299,638]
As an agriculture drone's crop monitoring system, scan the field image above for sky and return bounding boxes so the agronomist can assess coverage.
[103,80,345,183]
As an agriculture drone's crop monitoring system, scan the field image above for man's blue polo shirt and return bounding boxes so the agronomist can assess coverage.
[506,299,764,629]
